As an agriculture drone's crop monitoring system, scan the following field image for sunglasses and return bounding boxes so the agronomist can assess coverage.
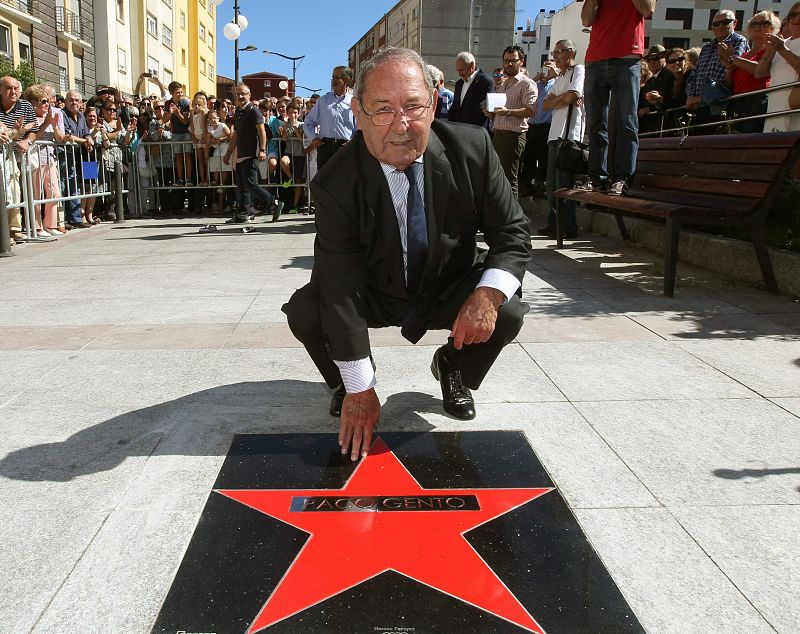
[102,107,116,111]
[667,56,686,64]
[36,98,49,104]
[493,73,503,77]
[154,105,165,109]
[712,18,734,26]
[749,20,771,27]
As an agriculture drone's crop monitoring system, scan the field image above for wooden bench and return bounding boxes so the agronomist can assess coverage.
[554,131,800,296]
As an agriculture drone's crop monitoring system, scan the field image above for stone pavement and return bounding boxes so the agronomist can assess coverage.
[1,205,799,634]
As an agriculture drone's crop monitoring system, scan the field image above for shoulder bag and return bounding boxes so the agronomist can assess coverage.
[555,73,588,174]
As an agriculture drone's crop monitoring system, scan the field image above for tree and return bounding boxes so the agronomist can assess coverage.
[0,58,40,90]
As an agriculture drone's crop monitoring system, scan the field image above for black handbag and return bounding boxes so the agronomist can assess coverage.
[555,98,588,174]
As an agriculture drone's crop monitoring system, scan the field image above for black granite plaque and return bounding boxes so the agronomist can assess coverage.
[152,432,645,633]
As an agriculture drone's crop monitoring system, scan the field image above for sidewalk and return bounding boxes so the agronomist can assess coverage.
[1,210,798,633]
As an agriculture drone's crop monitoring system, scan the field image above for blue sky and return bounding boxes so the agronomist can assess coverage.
[216,0,565,96]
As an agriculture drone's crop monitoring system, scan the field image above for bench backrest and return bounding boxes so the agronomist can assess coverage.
[634,131,800,217]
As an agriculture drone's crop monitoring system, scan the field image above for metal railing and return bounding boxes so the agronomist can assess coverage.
[55,6,87,40]
[639,80,800,138]
[0,0,34,15]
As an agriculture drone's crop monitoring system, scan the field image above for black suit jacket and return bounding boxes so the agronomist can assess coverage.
[311,119,532,361]
[447,69,494,127]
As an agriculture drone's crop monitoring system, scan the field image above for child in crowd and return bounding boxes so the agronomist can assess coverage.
[279,104,306,213]
[190,91,209,186]
[205,109,232,212]
[266,100,287,182]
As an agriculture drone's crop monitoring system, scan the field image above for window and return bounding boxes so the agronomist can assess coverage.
[263,79,271,87]
[545,36,550,48]
[208,33,213,50]
[474,5,482,17]
[73,54,84,92]
[367,34,374,48]
[146,13,158,37]
[198,0,204,5]
[207,2,213,16]
[164,68,173,84]
[665,8,694,30]
[116,0,124,22]
[412,7,418,20]
[663,37,690,50]
[163,25,172,48]
[199,23,206,41]
[117,46,127,72]
[208,64,214,79]
[162,0,172,5]
[181,48,186,66]
[180,11,185,30]
[18,31,31,61]
[0,24,10,59]
[200,57,206,76]
[148,55,160,78]
[58,48,69,94]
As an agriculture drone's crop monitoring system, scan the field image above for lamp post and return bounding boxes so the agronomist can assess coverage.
[216,0,253,84]
[262,50,305,97]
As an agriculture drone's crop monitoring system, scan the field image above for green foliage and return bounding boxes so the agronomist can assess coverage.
[0,58,40,91]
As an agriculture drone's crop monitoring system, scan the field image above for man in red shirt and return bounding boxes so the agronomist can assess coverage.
[580,0,656,196]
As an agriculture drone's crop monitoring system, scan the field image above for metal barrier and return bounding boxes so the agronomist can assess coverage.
[639,80,800,138]
[132,131,313,217]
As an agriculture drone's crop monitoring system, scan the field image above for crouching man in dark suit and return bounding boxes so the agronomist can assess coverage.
[282,47,531,461]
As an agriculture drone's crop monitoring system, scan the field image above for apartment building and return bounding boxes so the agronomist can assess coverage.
[0,0,96,95]
[349,0,517,84]
[94,0,215,98]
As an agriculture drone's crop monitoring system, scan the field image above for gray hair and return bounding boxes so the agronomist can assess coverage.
[65,89,82,100]
[354,47,437,101]
[715,9,736,21]
[456,51,475,65]
[557,39,577,52]
[426,64,444,83]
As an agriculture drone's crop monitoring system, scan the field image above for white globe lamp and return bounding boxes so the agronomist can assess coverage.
[278,80,288,90]
[223,22,241,41]
[236,15,248,31]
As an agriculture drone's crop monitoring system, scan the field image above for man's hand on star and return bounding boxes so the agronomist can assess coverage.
[451,286,504,351]
[339,387,380,461]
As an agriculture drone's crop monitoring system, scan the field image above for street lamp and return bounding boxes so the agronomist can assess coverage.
[262,50,305,97]
[215,0,252,84]
[295,84,322,95]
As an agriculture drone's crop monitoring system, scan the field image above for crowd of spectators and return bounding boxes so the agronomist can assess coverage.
[2,4,799,248]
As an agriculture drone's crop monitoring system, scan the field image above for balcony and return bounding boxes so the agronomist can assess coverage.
[0,0,33,15]
[56,6,89,42]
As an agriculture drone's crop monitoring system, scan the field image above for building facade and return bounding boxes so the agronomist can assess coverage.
[0,0,96,95]
[94,0,216,98]
[349,0,517,85]
[242,71,291,101]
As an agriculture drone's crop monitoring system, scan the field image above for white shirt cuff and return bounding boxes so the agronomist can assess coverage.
[333,358,377,394]
[477,268,521,303]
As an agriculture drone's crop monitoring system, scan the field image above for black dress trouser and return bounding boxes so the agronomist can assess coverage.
[282,273,528,391]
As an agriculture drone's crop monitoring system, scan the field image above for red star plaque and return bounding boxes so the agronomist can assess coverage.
[217,437,553,633]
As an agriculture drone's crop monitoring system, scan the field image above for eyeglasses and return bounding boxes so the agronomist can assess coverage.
[553,48,573,54]
[360,94,433,126]
[749,20,771,28]
[502,57,522,64]
[493,73,503,77]
[36,98,49,104]
[102,107,116,111]
[712,18,735,27]
[667,56,686,64]
[154,105,165,109]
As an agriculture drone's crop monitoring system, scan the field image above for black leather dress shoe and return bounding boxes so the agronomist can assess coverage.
[430,347,476,420]
[329,384,346,417]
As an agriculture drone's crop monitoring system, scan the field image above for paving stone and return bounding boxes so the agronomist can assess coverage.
[574,398,800,505]
[523,341,755,401]
[672,505,800,634]
[516,314,662,342]
[676,339,800,398]
[629,310,800,341]
[575,507,776,634]
[0,509,108,633]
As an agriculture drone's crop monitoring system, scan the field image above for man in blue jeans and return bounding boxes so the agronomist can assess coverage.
[580,0,655,196]
[223,84,283,223]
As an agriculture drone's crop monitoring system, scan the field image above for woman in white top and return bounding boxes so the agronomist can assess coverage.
[756,2,800,132]
[540,39,585,239]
